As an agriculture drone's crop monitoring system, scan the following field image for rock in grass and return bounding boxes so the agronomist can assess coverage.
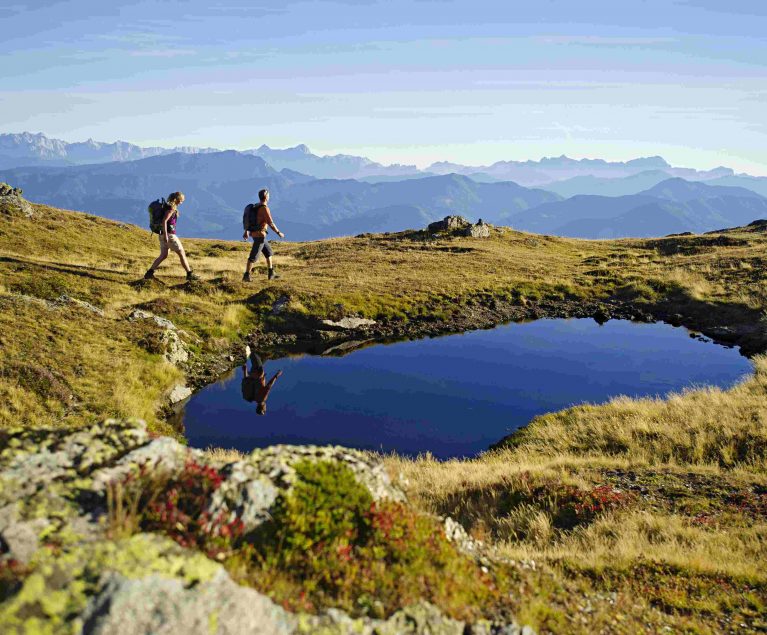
[82,568,294,635]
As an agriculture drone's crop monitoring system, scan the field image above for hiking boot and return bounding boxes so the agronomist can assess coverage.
[143,268,155,280]
[242,271,252,283]
[268,268,280,280]
[186,270,200,281]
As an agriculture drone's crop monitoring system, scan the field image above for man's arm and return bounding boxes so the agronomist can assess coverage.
[263,206,284,238]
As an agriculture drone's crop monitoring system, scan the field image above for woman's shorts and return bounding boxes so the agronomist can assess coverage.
[248,238,273,262]
[161,233,185,254]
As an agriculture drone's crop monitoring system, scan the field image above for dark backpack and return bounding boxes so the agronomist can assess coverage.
[241,376,257,402]
[243,202,263,232]
[148,198,167,234]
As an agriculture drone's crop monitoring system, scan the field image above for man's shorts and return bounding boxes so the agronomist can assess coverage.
[161,233,185,255]
[248,237,273,262]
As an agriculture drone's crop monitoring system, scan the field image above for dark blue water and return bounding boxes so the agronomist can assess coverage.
[182,319,751,458]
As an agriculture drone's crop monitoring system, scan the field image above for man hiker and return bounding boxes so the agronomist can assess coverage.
[144,191,200,281]
[242,188,284,282]
[242,345,283,415]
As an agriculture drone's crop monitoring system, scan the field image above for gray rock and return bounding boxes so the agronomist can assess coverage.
[428,215,470,232]
[128,309,178,331]
[168,383,193,404]
[55,294,105,316]
[90,436,197,493]
[463,219,491,238]
[0,504,50,564]
[82,569,295,635]
[161,329,189,365]
[302,601,466,634]
[321,317,377,330]
[206,462,279,533]
[271,294,291,315]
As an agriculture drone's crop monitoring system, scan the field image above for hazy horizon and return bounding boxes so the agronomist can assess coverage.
[3,1,766,175]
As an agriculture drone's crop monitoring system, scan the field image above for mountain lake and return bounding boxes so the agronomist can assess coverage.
[180,318,752,458]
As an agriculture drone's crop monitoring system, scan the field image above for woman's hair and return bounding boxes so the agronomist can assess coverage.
[167,191,185,206]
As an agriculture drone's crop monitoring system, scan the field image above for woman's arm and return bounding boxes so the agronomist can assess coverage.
[162,208,174,238]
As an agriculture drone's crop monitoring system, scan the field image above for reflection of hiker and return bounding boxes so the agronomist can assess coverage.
[242,189,284,282]
[144,191,199,281]
[241,345,283,415]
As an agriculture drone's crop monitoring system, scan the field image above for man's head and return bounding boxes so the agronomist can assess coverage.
[258,189,269,203]
[256,402,266,415]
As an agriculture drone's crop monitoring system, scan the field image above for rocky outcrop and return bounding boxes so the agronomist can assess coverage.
[130,309,190,365]
[0,421,530,634]
[0,182,33,218]
[463,219,491,238]
[428,215,470,233]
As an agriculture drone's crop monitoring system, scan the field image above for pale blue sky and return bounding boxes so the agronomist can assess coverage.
[2,0,766,174]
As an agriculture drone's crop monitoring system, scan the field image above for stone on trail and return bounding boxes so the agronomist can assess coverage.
[321,317,377,330]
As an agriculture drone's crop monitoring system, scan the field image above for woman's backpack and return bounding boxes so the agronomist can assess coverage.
[148,198,167,234]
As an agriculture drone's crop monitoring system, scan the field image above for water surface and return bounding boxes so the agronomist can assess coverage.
[182,319,751,458]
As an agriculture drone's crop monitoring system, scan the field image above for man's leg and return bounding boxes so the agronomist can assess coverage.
[243,240,264,282]
[263,241,280,280]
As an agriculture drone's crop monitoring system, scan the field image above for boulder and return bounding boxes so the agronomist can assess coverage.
[207,444,404,534]
[463,219,491,238]
[82,569,294,635]
[161,329,189,365]
[128,309,177,331]
[321,317,377,330]
[428,215,470,233]
[168,383,193,404]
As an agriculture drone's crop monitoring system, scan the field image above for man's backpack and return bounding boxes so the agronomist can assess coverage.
[243,202,263,232]
[148,198,167,234]
[241,376,257,402]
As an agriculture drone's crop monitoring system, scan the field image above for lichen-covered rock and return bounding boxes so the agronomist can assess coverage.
[0,422,532,635]
[89,436,198,493]
[161,329,189,365]
[0,533,276,634]
[81,568,295,635]
[298,601,531,635]
[0,419,149,501]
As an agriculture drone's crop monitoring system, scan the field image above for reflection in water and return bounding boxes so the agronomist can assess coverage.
[241,346,283,415]
[182,319,753,458]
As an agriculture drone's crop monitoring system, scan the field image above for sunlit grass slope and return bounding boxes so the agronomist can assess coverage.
[2,194,767,631]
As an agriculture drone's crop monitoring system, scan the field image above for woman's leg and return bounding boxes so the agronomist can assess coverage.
[149,236,169,271]
[168,235,192,273]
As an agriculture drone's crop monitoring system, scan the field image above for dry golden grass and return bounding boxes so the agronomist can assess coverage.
[3,199,767,631]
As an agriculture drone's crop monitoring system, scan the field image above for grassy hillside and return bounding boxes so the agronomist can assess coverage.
[2,192,767,632]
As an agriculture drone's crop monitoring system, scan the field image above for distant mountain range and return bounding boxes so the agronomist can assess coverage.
[1,132,766,240]
[509,178,767,238]
[0,152,559,240]
[0,131,744,185]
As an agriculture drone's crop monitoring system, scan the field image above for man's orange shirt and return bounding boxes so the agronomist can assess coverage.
[252,204,275,238]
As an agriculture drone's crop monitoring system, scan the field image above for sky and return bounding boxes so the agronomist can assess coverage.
[2,0,766,174]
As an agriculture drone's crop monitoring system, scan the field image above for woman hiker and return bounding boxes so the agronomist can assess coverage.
[242,188,285,282]
[144,191,200,281]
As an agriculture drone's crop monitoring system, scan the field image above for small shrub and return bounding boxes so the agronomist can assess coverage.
[107,459,242,558]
